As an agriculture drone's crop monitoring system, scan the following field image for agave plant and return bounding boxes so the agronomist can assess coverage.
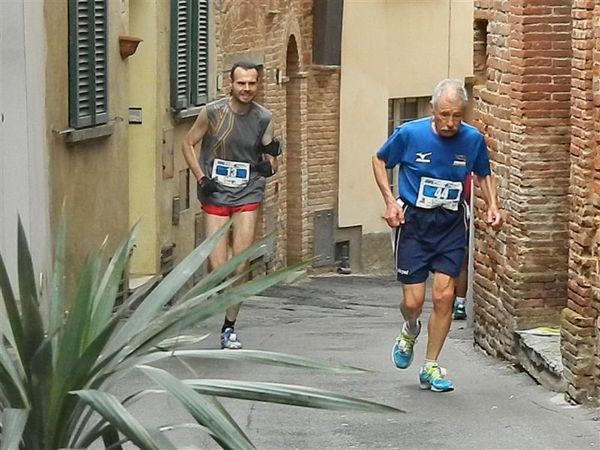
[0,216,401,449]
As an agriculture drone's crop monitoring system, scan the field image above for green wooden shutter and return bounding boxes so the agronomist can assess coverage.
[68,0,108,128]
[171,0,191,110]
[191,0,208,106]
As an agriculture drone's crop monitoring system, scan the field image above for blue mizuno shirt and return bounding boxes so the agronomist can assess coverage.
[376,117,491,210]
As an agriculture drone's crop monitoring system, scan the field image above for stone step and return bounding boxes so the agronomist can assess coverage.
[515,329,567,393]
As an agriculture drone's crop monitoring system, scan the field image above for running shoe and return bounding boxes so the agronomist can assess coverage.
[392,320,421,369]
[419,363,454,392]
[453,301,467,320]
[220,328,242,350]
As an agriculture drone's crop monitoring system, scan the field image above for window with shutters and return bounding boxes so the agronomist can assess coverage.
[68,0,108,129]
[170,0,209,111]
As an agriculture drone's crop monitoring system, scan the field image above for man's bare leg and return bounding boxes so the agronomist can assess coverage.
[426,272,456,361]
[453,253,468,319]
[225,208,260,321]
[204,213,230,272]
[400,282,426,330]
[392,282,426,369]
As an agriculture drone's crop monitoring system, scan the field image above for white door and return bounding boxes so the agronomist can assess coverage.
[0,0,50,296]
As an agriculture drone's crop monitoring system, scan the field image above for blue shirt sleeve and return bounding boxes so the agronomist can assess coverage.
[376,126,405,169]
[471,134,491,177]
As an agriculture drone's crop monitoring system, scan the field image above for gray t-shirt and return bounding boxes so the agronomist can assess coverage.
[199,97,272,206]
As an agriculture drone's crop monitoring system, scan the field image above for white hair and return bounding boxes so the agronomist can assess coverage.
[431,79,468,108]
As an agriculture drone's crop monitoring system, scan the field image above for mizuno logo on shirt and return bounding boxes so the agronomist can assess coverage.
[415,152,432,163]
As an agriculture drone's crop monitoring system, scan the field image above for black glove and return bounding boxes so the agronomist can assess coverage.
[255,160,274,177]
[197,176,218,198]
[259,137,281,156]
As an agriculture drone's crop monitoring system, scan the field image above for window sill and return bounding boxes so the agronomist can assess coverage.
[54,121,115,143]
[174,106,203,120]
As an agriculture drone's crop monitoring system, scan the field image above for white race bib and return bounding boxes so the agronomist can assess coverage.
[416,177,463,211]
[211,158,250,188]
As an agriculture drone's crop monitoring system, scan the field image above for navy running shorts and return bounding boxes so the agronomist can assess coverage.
[393,202,468,284]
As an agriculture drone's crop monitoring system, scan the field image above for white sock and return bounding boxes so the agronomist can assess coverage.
[455,296,466,305]
[402,320,421,337]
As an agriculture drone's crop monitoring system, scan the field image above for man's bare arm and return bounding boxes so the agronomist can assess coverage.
[262,120,279,173]
[372,155,396,206]
[182,107,209,182]
[476,174,502,228]
[372,155,403,227]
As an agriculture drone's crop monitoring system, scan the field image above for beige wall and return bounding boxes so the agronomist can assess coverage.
[46,1,130,294]
[338,0,474,233]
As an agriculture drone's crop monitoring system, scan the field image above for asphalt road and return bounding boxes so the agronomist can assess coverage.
[120,274,600,449]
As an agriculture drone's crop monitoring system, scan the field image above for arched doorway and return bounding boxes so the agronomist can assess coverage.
[285,35,302,265]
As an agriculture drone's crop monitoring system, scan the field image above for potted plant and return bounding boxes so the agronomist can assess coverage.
[0,217,401,449]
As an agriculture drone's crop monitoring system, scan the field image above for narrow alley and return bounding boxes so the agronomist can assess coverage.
[124,275,600,449]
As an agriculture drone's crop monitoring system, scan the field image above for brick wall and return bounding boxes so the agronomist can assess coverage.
[561,1,600,404]
[213,0,340,269]
[472,1,572,361]
[474,0,600,403]
[307,67,340,260]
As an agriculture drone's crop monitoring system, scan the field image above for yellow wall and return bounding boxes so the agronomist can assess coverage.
[127,0,217,276]
[338,0,474,233]
[128,0,160,275]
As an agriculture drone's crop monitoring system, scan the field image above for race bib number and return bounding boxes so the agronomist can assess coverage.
[211,158,250,188]
[416,177,463,211]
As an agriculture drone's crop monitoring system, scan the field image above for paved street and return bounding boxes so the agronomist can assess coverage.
[124,274,600,449]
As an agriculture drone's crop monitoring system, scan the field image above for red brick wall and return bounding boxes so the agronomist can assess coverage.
[307,68,340,259]
[561,1,600,404]
[472,1,572,360]
[213,0,340,268]
[475,0,600,403]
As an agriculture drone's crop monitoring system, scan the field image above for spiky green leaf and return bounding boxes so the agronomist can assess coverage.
[89,224,137,342]
[107,221,232,352]
[16,217,45,363]
[185,379,404,413]
[0,339,27,407]
[0,252,24,363]
[138,365,255,450]
[179,235,271,303]
[137,349,369,373]
[48,209,66,343]
[0,408,29,450]
[73,390,165,450]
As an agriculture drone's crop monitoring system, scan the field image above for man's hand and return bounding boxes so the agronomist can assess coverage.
[384,202,405,228]
[197,176,218,196]
[487,207,503,230]
[259,137,281,156]
[255,160,274,177]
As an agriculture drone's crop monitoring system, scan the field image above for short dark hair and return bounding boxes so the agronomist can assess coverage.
[230,61,259,80]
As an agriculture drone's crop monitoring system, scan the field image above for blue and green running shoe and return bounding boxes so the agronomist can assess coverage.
[419,363,454,392]
[221,328,242,350]
[392,320,421,369]
[453,300,467,320]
